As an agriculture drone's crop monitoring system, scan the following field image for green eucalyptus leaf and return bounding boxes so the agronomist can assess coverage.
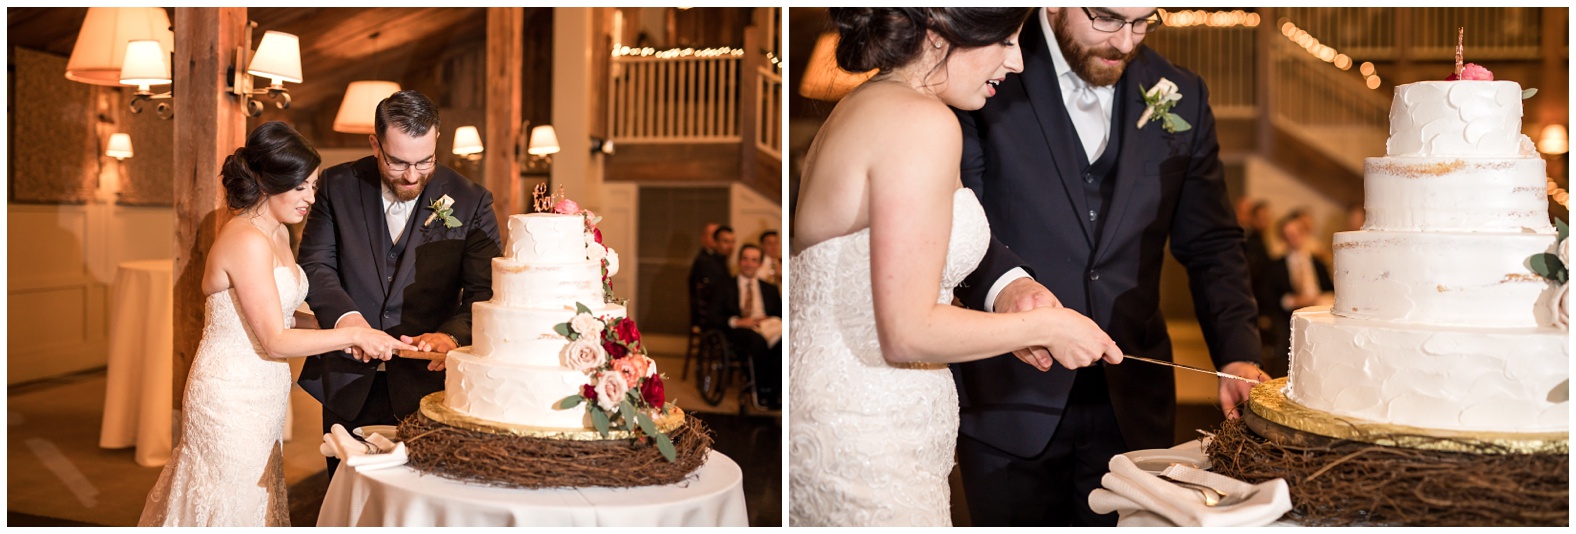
[635,411,658,437]
[576,302,593,316]
[444,216,462,229]
[591,408,611,437]
[1522,88,1538,100]
[620,399,638,426]
[557,395,584,410]
[554,323,574,339]
[655,432,677,462]
[1556,218,1567,243]
[1530,253,1566,283]
[1166,113,1192,132]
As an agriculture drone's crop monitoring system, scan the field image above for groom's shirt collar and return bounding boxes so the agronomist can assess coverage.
[1041,8,1074,83]
[1041,9,1116,131]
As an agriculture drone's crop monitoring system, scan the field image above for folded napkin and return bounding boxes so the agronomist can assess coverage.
[1089,454,1291,527]
[320,424,409,472]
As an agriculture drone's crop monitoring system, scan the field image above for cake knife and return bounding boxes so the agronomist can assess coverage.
[1123,355,1262,385]
[395,349,447,361]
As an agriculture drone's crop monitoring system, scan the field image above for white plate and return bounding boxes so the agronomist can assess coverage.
[1121,448,1211,474]
[353,425,400,442]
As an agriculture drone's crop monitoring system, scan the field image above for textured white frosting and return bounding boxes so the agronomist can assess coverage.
[1285,307,1567,433]
[470,301,627,367]
[1362,157,1552,233]
[492,257,606,309]
[505,213,587,263]
[1331,230,1559,327]
[1385,81,1536,158]
[444,348,592,430]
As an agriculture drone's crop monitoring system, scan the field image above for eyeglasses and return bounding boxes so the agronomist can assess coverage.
[375,139,436,173]
[1080,7,1161,34]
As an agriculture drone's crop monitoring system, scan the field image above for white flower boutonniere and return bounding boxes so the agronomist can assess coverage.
[1136,77,1191,133]
[424,194,461,228]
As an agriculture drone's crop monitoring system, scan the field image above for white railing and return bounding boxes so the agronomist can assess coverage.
[1280,7,1541,60]
[756,65,781,160]
[609,54,741,143]
[1143,24,1257,118]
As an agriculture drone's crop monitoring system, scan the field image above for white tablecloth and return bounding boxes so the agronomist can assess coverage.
[99,259,175,467]
[317,450,749,526]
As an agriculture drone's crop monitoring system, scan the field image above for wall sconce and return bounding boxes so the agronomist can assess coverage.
[453,126,484,161]
[227,24,302,117]
[101,133,133,202]
[333,80,402,134]
[590,137,616,156]
[106,133,135,160]
[66,7,173,86]
[524,125,560,173]
[1539,124,1569,156]
[120,39,173,119]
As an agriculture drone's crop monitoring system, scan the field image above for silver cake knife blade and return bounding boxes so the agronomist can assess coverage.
[1123,355,1262,385]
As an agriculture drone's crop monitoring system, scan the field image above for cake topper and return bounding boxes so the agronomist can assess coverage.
[1454,27,1463,78]
[531,183,568,213]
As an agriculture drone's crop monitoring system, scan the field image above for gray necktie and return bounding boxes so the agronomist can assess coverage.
[386,201,406,243]
[1068,77,1107,161]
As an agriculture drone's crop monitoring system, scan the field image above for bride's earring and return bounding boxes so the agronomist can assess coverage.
[932,41,943,49]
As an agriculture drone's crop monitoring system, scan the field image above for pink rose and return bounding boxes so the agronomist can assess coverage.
[553,199,581,215]
[611,357,644,390]
[594,371,629,413]
[560,338,606,373]
[1446,63,1494,81]
[642,374,666,408]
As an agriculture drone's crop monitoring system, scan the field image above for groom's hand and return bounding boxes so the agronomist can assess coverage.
[402,333,458,372]
[996,278,1063,372]
[334,313,376,362]
[1218,361,1271,419]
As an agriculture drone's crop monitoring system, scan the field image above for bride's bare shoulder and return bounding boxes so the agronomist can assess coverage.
[836,83,957,129]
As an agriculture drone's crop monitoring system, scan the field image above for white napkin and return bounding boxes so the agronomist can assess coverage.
[1089,454,1292,527]
[320,424,409,472]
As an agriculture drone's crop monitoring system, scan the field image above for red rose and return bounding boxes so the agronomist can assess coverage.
[642,374,666,407]
[615,317,642,348]
[581,383,598,402]
[602,336,629,359]
[593,227,603,244]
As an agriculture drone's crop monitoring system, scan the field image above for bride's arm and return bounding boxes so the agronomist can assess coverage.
[217,228,414,359]
[867,101,1087,365]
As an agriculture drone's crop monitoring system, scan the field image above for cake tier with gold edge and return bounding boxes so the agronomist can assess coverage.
[1248,378,1566,455]
[420,391,684,441]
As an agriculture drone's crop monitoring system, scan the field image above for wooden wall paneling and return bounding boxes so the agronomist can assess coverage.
[172,7,248,407]
[10,46,97,203]
[485,7,524,225]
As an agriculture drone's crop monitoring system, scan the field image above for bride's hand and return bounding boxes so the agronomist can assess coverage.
[1028,307,1123,370]
[351,328,418,362]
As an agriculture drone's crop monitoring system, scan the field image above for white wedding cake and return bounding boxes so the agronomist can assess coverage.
[1285,80,1569,434]
[443,211,625,430]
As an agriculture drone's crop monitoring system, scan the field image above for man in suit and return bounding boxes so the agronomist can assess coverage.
[689,224,735,327]
[298,90,502,475]
[721,244,781,409]
[951,7,1269,526]
[1255,213,1334,376]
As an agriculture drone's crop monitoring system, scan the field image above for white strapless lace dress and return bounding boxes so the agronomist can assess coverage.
[139,265,308,527]
[789,189,990,526]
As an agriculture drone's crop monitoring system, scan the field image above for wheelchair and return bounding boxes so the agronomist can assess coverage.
[684,325,770,413]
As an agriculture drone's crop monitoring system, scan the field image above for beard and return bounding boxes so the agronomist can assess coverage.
[382,170,432,202]
[1052,13,1140,87]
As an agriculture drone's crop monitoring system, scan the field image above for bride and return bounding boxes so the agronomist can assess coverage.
[789,7,1124,527]
[139,122,415,526]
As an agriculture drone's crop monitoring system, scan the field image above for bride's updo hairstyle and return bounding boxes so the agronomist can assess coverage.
[221,121,321,211]
[830,7,1034,74]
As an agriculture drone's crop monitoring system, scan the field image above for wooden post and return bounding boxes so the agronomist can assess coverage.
[172,7,247,407]
[486,7,525,229]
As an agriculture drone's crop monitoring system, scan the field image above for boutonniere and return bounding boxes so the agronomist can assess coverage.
[424,194,461,228]
[1136,77,1191,133]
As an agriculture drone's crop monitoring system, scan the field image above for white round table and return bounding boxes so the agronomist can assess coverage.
[317,450,749,526]
[99,259,174,467]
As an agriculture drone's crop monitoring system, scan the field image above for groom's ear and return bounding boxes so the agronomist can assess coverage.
[367,134,379,153]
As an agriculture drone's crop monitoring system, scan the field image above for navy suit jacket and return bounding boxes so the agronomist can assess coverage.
[952,16,1260,457]
[296,157,502,420]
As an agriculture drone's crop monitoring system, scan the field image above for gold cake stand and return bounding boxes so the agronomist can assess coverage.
[1246,378,1567,455]
[419,391,685,441]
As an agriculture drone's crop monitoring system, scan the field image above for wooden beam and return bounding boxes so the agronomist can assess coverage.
[485,7,524,226]
[172,7,247,407]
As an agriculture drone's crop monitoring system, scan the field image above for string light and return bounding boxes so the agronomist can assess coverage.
[612,46,745,59]
[1280,19,1377,88]
[1159,9,1260,28]
[1549,179,1570,209]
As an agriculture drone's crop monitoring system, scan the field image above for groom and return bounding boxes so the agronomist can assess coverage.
[298,90,502,475]
[951,7,1269,526]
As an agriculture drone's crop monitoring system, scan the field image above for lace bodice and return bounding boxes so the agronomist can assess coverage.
[789,189,990,526]
[140,265,307,526]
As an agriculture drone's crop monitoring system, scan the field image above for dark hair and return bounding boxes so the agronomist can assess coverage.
[374,90,441,141]
[713,225,735,242]
[739,243,763,259]
[830,7,1034,74]
[759,229,779,242]
[221,121,321,211]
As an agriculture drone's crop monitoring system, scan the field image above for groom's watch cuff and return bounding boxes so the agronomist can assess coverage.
[334,311,365,328]
[984,268,1033,312]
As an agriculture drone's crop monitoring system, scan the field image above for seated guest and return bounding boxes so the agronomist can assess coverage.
[697,243,781,410]
[1256,214,1334,376]
[759,229,783,287]
[688,224,734,324]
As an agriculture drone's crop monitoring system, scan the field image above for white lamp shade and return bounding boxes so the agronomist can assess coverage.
[528,125,560,155]
[452,126,484,155]
[1539,124,1569,156]
[106,133,134,159]
[119,40,170,87]
[332,81,402,134]
[247,31,303,84]
[67,7,174,86]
